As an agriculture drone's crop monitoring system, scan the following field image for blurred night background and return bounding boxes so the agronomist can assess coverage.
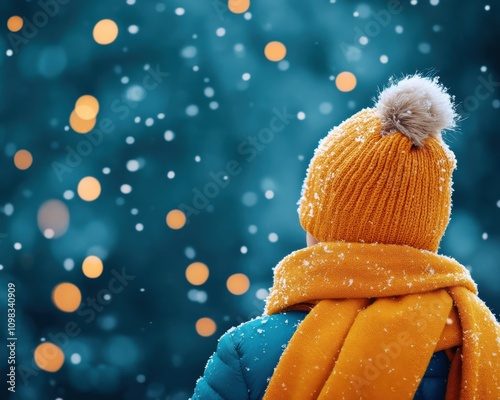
[0,0,499,399]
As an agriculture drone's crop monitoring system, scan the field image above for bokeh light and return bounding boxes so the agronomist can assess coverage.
[185,262,209,286]
[195,318,217,337]
[264,41,287,62]
[335,71,357,92]
[228,0,250,14]
[34,343,65,372]
[13,149,33,170]
[82,255,104,278]
[7,16,23,32]
[75,95,100,120]
[52,283,82,312]
[226,273,250,295]
[69,111,97,134]
[77,176,101,201]
[93,19,119,45]
[37,200,70,239]
[166,209,186,230]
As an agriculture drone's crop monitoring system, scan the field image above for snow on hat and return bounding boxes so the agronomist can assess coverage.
[298,74,458,252]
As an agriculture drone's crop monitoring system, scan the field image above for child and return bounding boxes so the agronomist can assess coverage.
[192,75,500,399]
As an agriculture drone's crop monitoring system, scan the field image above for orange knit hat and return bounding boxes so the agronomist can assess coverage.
[299,75,458,252]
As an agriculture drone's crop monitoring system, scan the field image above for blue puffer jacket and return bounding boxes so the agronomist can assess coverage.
[192,311,450,399]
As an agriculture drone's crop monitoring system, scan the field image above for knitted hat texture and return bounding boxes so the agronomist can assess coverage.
[298,75,458,252]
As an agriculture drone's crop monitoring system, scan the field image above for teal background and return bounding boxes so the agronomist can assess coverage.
[0,0,499,399]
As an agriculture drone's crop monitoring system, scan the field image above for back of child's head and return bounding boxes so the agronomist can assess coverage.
[298,74,457,252]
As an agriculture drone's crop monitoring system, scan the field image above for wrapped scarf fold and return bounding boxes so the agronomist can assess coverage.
[263,242,500,400]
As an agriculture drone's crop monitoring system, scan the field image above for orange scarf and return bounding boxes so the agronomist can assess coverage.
[263,242,500,400]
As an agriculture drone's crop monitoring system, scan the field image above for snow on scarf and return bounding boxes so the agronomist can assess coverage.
[264,242,500,400]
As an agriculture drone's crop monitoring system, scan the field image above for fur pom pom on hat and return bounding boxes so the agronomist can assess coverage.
[376,75,457,147]
[299,74,457,252]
